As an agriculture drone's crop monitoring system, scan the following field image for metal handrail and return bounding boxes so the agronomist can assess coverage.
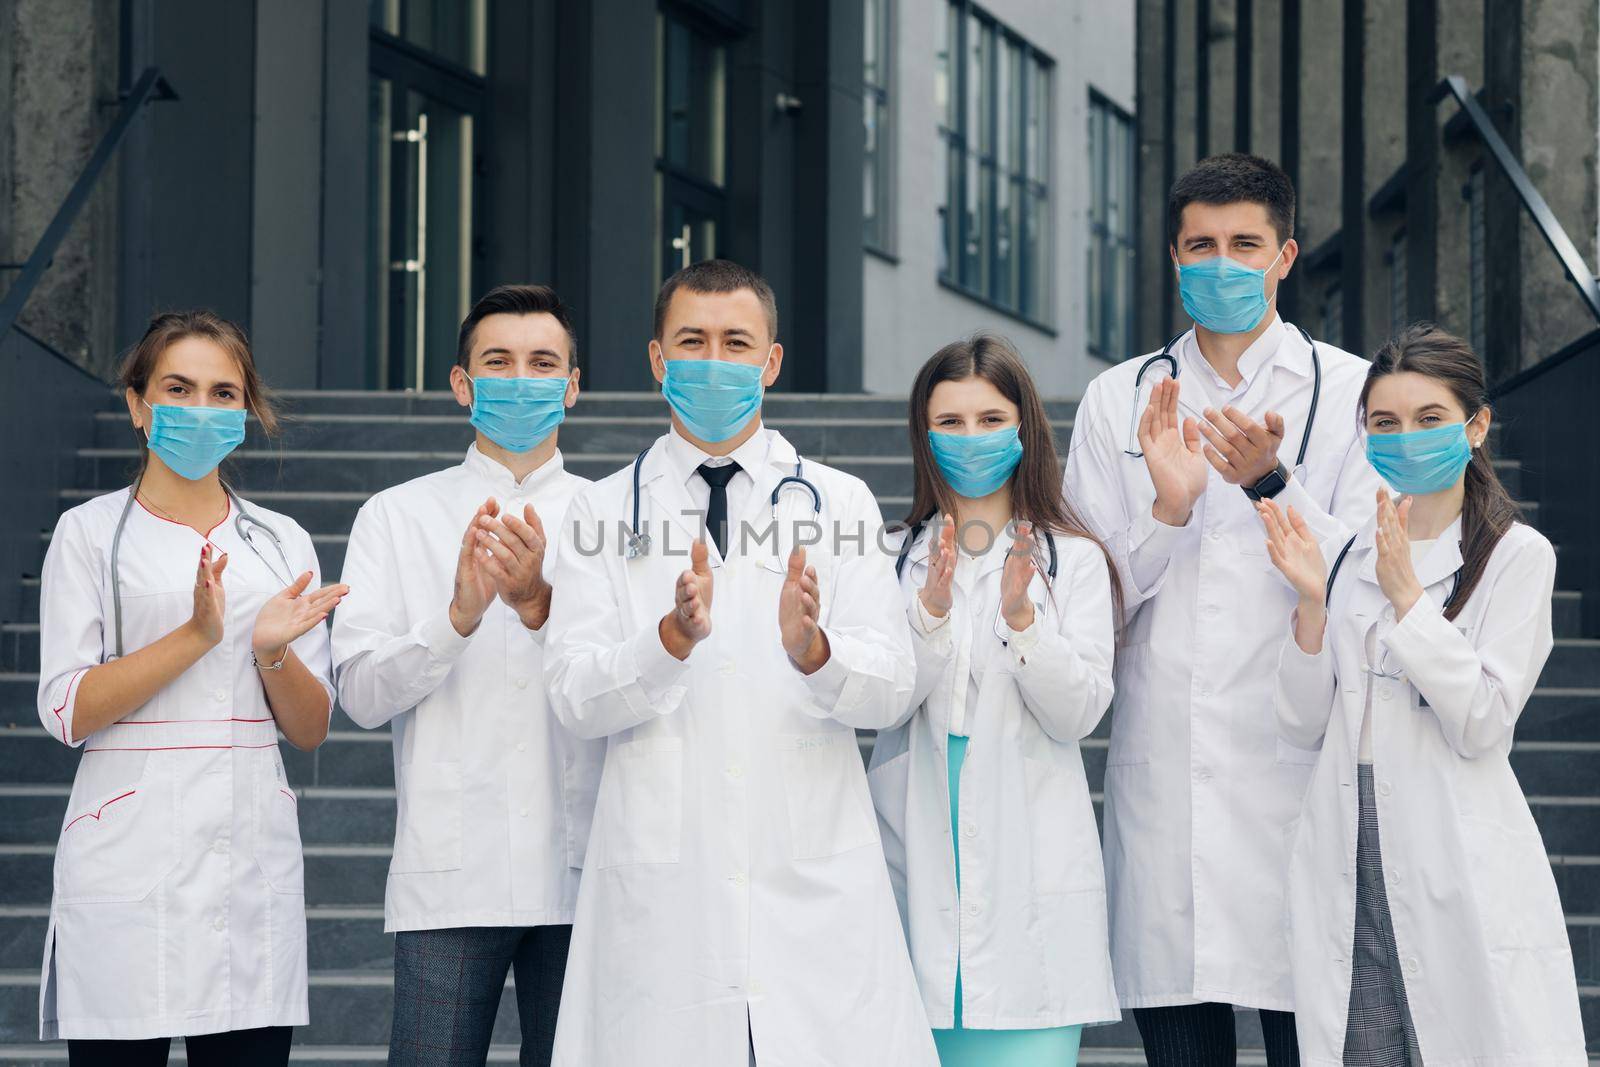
[1430,74,1600,324]
[0,66,176,340]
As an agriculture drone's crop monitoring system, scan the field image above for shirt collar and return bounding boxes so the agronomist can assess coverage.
[664,423,775,487]
[1180,315,1312,392]
[461,443,566,493]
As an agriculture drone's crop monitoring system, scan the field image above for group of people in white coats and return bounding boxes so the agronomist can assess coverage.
[31,150,1585,1067]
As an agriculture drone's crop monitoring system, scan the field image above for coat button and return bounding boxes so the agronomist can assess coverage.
[727,764,744,779]
[1196,768,1212,783]
[519,807,529,818]
[1404,956,1419,974]
[213,916,226,931]
[514,677,529,690]
[749,978,765,995]
[212,688,227,702]
[1380,688,1392,702]
[1388,869,1402,886]
[1378,781,1393,797]
[719,661,736,676]
[732,872,748,887]
[515,742,527,753]
[965,903,981,917]
[961,823,977,838]
[213,839,229,855]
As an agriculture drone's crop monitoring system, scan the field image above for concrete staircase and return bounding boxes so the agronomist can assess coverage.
[0,389,1595,1064]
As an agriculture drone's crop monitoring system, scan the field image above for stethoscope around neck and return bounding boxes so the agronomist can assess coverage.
[624,445,823,559]
[108,473,294,658]
[1123,323,1323,471]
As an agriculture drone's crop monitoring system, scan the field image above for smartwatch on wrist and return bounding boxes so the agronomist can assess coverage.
[1242,461,1290,502]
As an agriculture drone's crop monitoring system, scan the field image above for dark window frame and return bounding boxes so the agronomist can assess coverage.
[1086,88,1136,362]
[938,0,1054,330]
[864,0,895,257]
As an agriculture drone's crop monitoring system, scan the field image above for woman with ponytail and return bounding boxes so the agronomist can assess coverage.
[1256,323,1584,1065]
[867,333,1122,1065]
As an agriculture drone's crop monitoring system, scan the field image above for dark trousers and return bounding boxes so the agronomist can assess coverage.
[1134,1003,1302,1067]
[67,1026,292,1067]
[388,923,572,1067]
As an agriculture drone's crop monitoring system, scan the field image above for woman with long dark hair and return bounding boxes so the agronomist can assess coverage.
[1258,323,1585,1065]
[867,333,1122,1065]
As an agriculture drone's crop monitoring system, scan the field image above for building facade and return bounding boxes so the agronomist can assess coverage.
[1,0,1135,398]
[1133,0,1600,379]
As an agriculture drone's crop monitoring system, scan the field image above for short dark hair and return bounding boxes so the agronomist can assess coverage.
[456,284,578,368]
[653,259,778,342]
[1168,153,1296,246]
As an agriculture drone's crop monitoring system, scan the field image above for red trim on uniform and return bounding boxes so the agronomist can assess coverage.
[62,790,136,832]
[51,668,89,744]
[278,788,298,805]
[82,742,280,752]
[134,494,232,540]
[110,716,272,724]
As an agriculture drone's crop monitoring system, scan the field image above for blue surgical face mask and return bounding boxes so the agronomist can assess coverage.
[661,356,767,443]
[927,426,1025,499]
[1365,422,1474,495]
[469,375,570,453]
[1176,245,1285,334]
[143,402,247,480]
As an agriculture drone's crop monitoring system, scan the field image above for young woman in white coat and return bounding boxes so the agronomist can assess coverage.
[35,311,346,1066]
[868,334,1122,1066]
[1257,324,1585,1066]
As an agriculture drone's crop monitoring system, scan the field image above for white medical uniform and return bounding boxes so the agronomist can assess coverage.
[331,445,604,931]
[35,487,332,1040]
[868,524,1122,1030]
[1275,518,1586,1065]
[544,425,937,1067]
[1065,318,1384,1010]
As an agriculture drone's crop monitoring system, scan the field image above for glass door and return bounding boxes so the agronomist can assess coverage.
[654,8,728,289]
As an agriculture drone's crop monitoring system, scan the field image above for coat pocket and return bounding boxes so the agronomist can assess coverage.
[253,767,305,895]
[562,744,605,870]
[1274,736,1322,766]
[1021,753,1103,894]
[55,764,178,905]
[391,761,464,875]
[592,736,683,869]
[1459,816,1569,951]
[779,731,879,860]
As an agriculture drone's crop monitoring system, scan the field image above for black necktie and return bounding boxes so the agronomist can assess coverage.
[697,460,741,557]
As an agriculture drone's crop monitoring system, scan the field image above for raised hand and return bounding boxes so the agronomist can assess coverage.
[999,520,1038,632]
[252,571,349,664]
[189,543,229,646]
[449,498,500,637]
[1374,490,1424,619]
[1256,500,1327,605]
[918,514,956,618]
[661,539,714,660]
[476,502,552,628]
[1137,378,1209,525]
[1197,405,1287,486]
[778,545,828,671]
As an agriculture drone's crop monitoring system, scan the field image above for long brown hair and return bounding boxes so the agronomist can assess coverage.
[905,333,1123,622]
[1359,323,1518,620]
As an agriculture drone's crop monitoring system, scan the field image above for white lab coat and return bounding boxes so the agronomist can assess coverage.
[35,487,333,1040]
[867,524,1121,1030]
[1064,319,1384,1010]
[1275,518,1586,1065]
[330,446,605,932]
[544,428,936,1067]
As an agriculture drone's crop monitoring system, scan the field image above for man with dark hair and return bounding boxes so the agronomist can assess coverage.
[1066,155,1384,1065]
[332,283,604,1064]
[544,260,934,1066]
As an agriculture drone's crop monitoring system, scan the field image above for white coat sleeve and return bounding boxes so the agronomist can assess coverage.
[544,487,691,740]
[1272,614,1338,751]
[286,520,336,717]
[1381,529,1555,760]
[1005,539,1116,743]
[36,508,102,748]
[1064,376,1194,617]
[906,590,954,712]
[331,499,472,729]
[795,482,917,730]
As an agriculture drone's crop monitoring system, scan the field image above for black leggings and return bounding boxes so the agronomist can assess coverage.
[1133,1003,1301,1067]
[67,1025,292,1067]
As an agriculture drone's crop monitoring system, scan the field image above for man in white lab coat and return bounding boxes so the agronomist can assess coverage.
[331,285,605,1065]
[1065,154,1384,1065]
[544,260,935,1067]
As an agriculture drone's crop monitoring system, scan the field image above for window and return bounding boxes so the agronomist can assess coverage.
[864,0,893,253]
[367,1,487,390]
[654,9,728,289]
[1320,283,1343,349]
[1087,92,1135,359]
[1388,229,1408,333]
[1466,166,1487,356]
[937,2,1052,325]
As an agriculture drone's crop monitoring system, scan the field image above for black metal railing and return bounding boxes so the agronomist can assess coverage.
[0,66,175,340]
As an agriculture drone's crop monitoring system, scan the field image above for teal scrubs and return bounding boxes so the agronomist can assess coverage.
[932,734,1084,1067]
